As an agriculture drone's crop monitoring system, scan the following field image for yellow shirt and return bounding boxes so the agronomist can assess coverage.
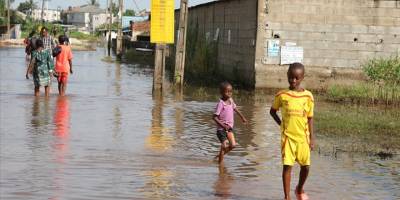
[272,89,314,143]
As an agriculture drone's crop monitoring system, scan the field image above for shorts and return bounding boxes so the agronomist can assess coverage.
[281,135,310,166]
[57,72,68,84]
[216,128,233,143]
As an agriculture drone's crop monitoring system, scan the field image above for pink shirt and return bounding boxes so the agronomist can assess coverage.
[214,98,236,130]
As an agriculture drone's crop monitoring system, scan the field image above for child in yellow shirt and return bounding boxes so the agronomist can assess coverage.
[270,63,315,200]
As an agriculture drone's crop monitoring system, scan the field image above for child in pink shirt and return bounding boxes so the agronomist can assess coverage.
[55,35,73,96]
[213,82,247,163]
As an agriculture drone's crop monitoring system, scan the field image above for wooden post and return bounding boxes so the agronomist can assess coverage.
[116,0,123,58]
[153,44,166,91]
[174,0,189,87]
[107,0,113,56]
[40,0,45,23]
[7,0,10,39]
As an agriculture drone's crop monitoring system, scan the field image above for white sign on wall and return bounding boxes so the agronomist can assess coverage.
[280,46,304,65]
[267,39,280,57]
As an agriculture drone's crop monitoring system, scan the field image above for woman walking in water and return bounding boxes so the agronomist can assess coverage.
[26,39,54,97]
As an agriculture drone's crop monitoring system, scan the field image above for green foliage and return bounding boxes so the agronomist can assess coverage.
[87,0,99,7]
[124,9,135,16]
[0,0,5,18]
[182,21,220,85]
[327,57,400,105]
[109,2,118,17]
[96,22,118,31]
[363,56,400,85]
[17,0,37,13]
[69,31,98,41]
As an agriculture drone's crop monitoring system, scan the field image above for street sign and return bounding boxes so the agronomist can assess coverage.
[150,0,174,44]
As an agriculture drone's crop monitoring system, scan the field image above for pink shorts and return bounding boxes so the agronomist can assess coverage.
[57,72,68,84]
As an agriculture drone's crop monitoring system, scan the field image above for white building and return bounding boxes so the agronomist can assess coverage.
[28,9,61,22]
[63,5,109,33]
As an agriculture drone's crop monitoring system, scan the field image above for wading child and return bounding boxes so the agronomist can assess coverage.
[213,82,247,164]
[26,39,54,97]
[270,63,315,200]
[55,35,73,96]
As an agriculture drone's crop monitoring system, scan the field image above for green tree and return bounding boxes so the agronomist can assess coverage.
[1,0,15,25]
[87,0,99,7]
[107,2,119,17]
[123,9,135,16]
[17,0,37,13]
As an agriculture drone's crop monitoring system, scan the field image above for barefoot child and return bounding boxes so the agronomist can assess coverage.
[26,39,54,97]
[55,35,73,96]
[213,82,247,163]
[270,63,315,200]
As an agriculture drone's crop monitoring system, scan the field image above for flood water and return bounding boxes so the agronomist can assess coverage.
[1,47,399,200]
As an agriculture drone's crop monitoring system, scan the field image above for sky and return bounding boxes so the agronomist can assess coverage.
[11,0,215,10]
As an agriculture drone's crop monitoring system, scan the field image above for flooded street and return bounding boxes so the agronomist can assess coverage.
[1,47,399,200]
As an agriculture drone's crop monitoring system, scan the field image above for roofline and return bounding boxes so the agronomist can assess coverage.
[175,0,231,11]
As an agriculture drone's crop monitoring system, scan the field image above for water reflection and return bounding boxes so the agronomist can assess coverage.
[50,96,70,200]
[213,163,234,199]
[29,97,51,133]
[142,168,176,199]
[146,91,173,152]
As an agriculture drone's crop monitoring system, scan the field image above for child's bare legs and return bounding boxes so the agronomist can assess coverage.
[62,83,67,96]
[296,166,310,194]
[218,140,228,163]
[58,82,64,96]
[283,165,292,200]
[218,132,236,164]
[34,86,40,96]
[224,131,236,154]
[44,86,50,97]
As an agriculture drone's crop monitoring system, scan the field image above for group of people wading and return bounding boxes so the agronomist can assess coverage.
[25,27,73,97]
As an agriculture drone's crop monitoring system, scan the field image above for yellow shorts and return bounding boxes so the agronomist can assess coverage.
[281,135,310,166]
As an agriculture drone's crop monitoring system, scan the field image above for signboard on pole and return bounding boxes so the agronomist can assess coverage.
[151,0,174,44]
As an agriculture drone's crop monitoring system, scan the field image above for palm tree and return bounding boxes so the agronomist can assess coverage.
[88,0,99,7]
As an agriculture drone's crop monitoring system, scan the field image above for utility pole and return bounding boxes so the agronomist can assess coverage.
[116,0,123,58]
[153,44,166,91]
[7,0,10,39]
[108,0,113,56]
[40,0,45,23]
[174,0,189,87]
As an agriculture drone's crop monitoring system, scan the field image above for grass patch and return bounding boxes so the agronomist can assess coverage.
[315,102,400,154]
[326,56,400,106]
[326,83,400,105]
[69,31,99,42]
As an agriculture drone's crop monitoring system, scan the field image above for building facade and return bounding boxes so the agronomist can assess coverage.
[177,0,400,89]
[28,9,61,22]
[63,5,108,33]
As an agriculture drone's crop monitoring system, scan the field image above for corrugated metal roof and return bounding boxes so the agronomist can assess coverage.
[122,16,149,28]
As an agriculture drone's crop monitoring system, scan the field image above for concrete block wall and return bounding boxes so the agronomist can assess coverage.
[175,0,258,87]
[255,0,400,89]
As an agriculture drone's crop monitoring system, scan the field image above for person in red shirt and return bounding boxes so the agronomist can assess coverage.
[55,35,73,96]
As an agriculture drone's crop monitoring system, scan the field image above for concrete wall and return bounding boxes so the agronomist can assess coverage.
[67,13,89,28]
[255,0,400,89]
[176,0,258,87]
[91,13,108,31]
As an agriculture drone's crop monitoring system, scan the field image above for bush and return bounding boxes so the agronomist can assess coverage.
[363,56,400,86]
[327,56,400,105]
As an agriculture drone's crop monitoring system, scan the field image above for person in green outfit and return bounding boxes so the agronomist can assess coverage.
[26,39,55,97]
